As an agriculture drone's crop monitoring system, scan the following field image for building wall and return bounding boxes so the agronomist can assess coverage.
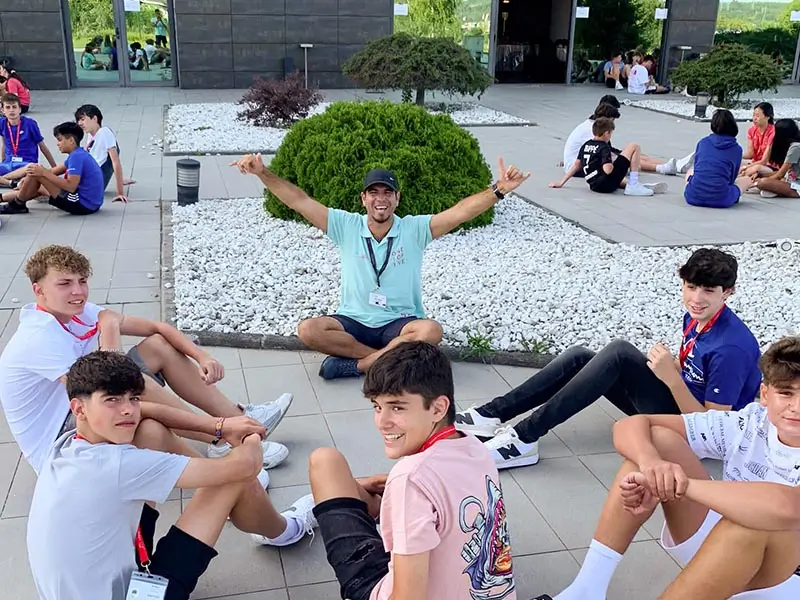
[174,0,393,89]
[662,0,720,72]
[0,0,69,90]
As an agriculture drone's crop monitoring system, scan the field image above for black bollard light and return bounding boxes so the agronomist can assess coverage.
[176,158,200,206]
[694,92,710,119]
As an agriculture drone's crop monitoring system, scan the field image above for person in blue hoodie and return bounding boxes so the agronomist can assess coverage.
[684,109,749,209]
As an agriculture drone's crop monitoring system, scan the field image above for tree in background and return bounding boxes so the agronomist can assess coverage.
[632,0,665,52]
[393,0,462,40]
[574,0,642,59]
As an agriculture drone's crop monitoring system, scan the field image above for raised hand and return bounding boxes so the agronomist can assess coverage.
[496,156,531,194]
[230,153,266,176]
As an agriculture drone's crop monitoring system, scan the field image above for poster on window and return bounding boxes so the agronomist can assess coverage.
[124,0,141,11]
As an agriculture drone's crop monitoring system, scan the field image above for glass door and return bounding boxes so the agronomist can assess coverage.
[64,0,175,86]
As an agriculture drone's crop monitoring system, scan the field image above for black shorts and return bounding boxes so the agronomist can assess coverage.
[20,105,29,114]
[588,155,630,194]
[332,314,417,350]
[49,192,99,215]
[156,35,168,47]
[128,345,167,386]
[314,498,390,600]
[138,504,218,600]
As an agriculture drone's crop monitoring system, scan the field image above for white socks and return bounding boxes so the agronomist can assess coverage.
[629,171,640,186]
[655,163,667,174]
[554,539,622,600]
[268,515,303,545]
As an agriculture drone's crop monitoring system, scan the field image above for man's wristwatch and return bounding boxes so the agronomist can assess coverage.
[491,182,505,200]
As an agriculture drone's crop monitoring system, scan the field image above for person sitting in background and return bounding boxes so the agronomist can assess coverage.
[684,109,750,209]
[0,64,32,113]
[628,54,669,95]
[754,117,800,199]
[100,34,113,55]
[81,45,105,71]
[129,42,148,71]
[455,248,762,470]
[603,52,626,90]
[740,102,776,179]
[75,104,134,202]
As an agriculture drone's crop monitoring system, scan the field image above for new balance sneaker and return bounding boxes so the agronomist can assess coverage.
[676,152,695,174]
[484,426,540,470]
[252,493,318,547]
[643,182,668,194]
[318,356,361,380]
[624,182,654,197]
[657,157,678,176]
[455,407,502,438]
[208,440,289,469]
[243,393,293,438]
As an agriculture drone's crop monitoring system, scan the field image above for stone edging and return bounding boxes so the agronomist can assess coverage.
[626,102,773,123]
[159,197,556,367]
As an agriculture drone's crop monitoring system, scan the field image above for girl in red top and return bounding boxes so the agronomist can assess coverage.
[0,64,30,113]
[740,102,775,179]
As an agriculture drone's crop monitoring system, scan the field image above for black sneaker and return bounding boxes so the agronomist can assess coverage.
[0,200,29,214]
[533,596,554,600]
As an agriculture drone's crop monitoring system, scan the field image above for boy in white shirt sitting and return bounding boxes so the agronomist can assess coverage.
[536,336,800,600]
[75,104,134,202]
[27,351,317,600]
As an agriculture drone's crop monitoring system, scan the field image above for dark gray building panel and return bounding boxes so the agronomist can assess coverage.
[338,16,391,45]
[661,0,720,74]
[231,15,286,44]
[287,0,339,17]
[230,0,286,15]
[233,43,287,73]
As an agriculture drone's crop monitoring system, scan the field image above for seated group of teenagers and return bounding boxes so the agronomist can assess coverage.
[2,153,799,600]
[551,94,800,208]
[0,93,132,217]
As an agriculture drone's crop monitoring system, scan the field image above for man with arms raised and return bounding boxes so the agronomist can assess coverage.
[308,342,516,600]
[0,245,291,477]
[233,153,529,380]
[534,336,800,600]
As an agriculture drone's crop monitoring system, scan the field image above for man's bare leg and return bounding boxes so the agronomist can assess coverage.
[297,316,377,359]
[555,427,711,600]
[356,319,443,372]
[660,518,800,600]
[309,447,381,517]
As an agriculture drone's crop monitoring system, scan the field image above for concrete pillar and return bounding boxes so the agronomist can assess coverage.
[659,0,720,82]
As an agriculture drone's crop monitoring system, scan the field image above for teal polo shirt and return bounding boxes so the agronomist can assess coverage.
[327,208,433,327]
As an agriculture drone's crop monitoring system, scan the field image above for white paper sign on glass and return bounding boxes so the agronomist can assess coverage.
[394,3,409,16]
[576,6,589,18]
[655,8,668,20]
[124,0,141,11]
[792,10,800,22]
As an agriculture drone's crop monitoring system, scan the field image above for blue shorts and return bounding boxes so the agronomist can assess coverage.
[0,160,31,177]
[331,314,418,350]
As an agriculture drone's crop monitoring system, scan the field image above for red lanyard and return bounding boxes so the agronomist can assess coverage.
[35,305,98,341]
[74,432,151,568]
[419,424,458,453]
[6,120,21,156]
[679,306,725,367]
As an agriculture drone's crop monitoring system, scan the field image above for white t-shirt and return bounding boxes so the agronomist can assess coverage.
[0,302,104,473]
[627,64,651,95]
[684,403,800,486]
[563,118,594,172]
[143,43,157,62]
[28,433,189,600]
[85,127,118,167]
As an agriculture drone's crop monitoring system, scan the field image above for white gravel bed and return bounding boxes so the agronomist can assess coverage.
[171,196,798,354]
[164,102,529,154]
[629,98,800,120]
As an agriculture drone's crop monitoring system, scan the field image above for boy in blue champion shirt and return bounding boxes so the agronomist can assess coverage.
[0,92,56,181]
[0,122,104,215]
[456,248,763,470]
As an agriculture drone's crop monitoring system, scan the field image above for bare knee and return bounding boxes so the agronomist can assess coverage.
[133,418,172,450]
[625,142,640,152]
[137,333,172,357]
[308,447,347,481]
[408,320,443,344]
[650,426,699,466]
[298,317,332,345]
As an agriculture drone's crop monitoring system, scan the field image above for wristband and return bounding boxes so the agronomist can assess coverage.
[214,417,225,442]
[491,182,505,200]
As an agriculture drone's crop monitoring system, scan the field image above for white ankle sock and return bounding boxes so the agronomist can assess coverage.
[655,163,666,174]
[554,539,622,600]
[629,171,640,185]
[268,515,303,544]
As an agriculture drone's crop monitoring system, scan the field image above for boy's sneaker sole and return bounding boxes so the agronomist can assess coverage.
[495,452,540,470]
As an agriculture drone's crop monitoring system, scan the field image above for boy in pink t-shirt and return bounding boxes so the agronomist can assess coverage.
[308,341,517,600]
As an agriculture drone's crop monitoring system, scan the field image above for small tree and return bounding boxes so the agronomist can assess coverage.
[237,71,322,128]
[670,44,782,108]
[342,33,493,106]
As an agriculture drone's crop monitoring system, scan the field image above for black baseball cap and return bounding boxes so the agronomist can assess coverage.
[363,169,399,192]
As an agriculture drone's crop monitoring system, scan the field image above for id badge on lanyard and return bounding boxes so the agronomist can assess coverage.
[126,571,168,600]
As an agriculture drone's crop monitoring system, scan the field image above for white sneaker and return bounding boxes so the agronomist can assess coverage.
[615,81,623,91]
[760,190,778,198]
[252,493,318,547]
[484,426,540,470]
[243,393,293,437]
[208,440,289,469]
[257,468,270,489]
[454,407,502,437]
[624,182,654,197]
[659,158,678,175]
[676,152,695,174]
[643,182,668,194]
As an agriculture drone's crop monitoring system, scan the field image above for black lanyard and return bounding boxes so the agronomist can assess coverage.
[365,237,393,289]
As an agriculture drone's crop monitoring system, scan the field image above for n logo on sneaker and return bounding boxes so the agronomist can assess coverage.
[496,444,521,461]
[457,413,475,425]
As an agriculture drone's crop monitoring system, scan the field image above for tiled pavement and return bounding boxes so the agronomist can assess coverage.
[0,84,753,599]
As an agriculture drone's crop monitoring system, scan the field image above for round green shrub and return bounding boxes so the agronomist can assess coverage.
[264,101,493,230]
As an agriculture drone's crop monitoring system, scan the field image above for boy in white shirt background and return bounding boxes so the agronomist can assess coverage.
[0,245,291,476]
[27,351,317,600]
[627,53,669,95]
[75,104,134,202]
[537,336,800,600]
